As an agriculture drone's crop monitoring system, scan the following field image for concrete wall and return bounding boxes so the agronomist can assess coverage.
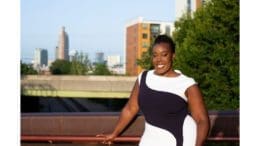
[21,75,137,98]
[22,75,136,92]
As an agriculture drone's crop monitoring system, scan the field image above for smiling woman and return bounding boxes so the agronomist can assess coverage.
[98,35,209,146]
[152,35,177,76]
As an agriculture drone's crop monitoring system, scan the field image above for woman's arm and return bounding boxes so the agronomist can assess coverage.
[186,84,210,146]
[97,79,140,144]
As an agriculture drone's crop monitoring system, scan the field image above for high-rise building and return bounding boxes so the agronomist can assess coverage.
[69,50,89,65]
[69,49,78,61]
[125,17,174,76]
[95,52,105,64]
[33,48,48,71]
[56,26,69,60]
[55,46,59,60]
[175,0,207,21]
[107,55,121,67]
[107,55,124,75]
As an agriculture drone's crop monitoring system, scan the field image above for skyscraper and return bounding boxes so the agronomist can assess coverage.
[33,48,48,70]
[56,26,69,60]
[175,0,206,21]
[125,17,174,76]
[95,52,105,64]
[107,55,121,68]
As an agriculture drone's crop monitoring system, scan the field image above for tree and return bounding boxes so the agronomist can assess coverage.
[70,60,87,75]
[137,37,156,70]
[77,51,92,72]
[21,61,37,75]
[70,51,92,75]
[49,59,71,75]
[92,63,111,75]
[137,46,153,70]
[136,0,239,109]
[174,0,239,109]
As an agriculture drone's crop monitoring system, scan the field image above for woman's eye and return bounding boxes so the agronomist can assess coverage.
[162,53,168,57]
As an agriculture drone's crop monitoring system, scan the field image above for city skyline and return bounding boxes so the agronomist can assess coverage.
[21,0,175,63]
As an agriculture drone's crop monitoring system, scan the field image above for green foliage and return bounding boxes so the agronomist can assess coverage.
[21,61,37,75]
[136,0,239,110]
[50,52,92,75]
[70,51,92,75]
[70,60,87,75]
[93,63,111,75]
[137,36,157,70]
[73,51,92,72]
[136,46,153,70]
[49,59,71,75]
[174,0,239,109]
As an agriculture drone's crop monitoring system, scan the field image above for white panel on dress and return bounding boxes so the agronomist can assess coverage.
[139,122,177,146]
[183,115,197,146]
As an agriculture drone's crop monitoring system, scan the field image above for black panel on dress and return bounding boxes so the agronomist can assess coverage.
[138,71,188,146]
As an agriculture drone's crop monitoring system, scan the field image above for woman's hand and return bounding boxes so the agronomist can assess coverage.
[96,133,116,145]
[95,80,140,145]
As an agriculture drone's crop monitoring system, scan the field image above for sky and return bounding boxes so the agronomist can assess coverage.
[21,0,175,63]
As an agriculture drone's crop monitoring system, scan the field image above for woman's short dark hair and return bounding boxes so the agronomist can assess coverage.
[152,34,175,53]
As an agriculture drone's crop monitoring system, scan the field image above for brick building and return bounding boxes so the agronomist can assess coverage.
[125,17,174,76]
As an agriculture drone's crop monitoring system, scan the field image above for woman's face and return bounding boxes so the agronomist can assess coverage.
[152,43,175,76]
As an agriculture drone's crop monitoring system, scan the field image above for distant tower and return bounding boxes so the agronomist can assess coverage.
[34,48,48,70]
[95,52,104,64]
[55,46,59,59]
[175,0,206,21]
[107,55,121,68]
[56,26,69,60]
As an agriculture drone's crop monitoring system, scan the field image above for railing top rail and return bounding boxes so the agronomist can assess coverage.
[21,135,239,142]
[21,110,239,117]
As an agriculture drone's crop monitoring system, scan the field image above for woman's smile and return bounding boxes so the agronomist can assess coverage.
[152,43,174,76]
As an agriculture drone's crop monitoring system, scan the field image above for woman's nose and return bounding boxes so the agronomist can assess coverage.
[156,56,161,62]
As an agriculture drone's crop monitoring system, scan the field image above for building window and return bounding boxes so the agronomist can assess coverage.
[142,33,148,39]
[150,24,160,34]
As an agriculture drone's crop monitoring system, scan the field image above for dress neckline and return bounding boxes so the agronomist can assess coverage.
[151,70,182,79]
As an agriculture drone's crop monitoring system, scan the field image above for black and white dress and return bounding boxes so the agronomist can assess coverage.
[138,70,197,146]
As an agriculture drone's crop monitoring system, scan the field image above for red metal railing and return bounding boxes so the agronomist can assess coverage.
[21,111,239,143]
[21,135,140,143]
[21,135,239,143]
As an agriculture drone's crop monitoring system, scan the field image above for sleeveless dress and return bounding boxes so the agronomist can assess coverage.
[138,70,197,146]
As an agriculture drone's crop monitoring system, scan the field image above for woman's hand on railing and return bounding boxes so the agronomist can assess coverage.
[96,133,116,145]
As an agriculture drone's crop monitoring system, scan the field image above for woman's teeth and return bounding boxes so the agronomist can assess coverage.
[157,65,164,68]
